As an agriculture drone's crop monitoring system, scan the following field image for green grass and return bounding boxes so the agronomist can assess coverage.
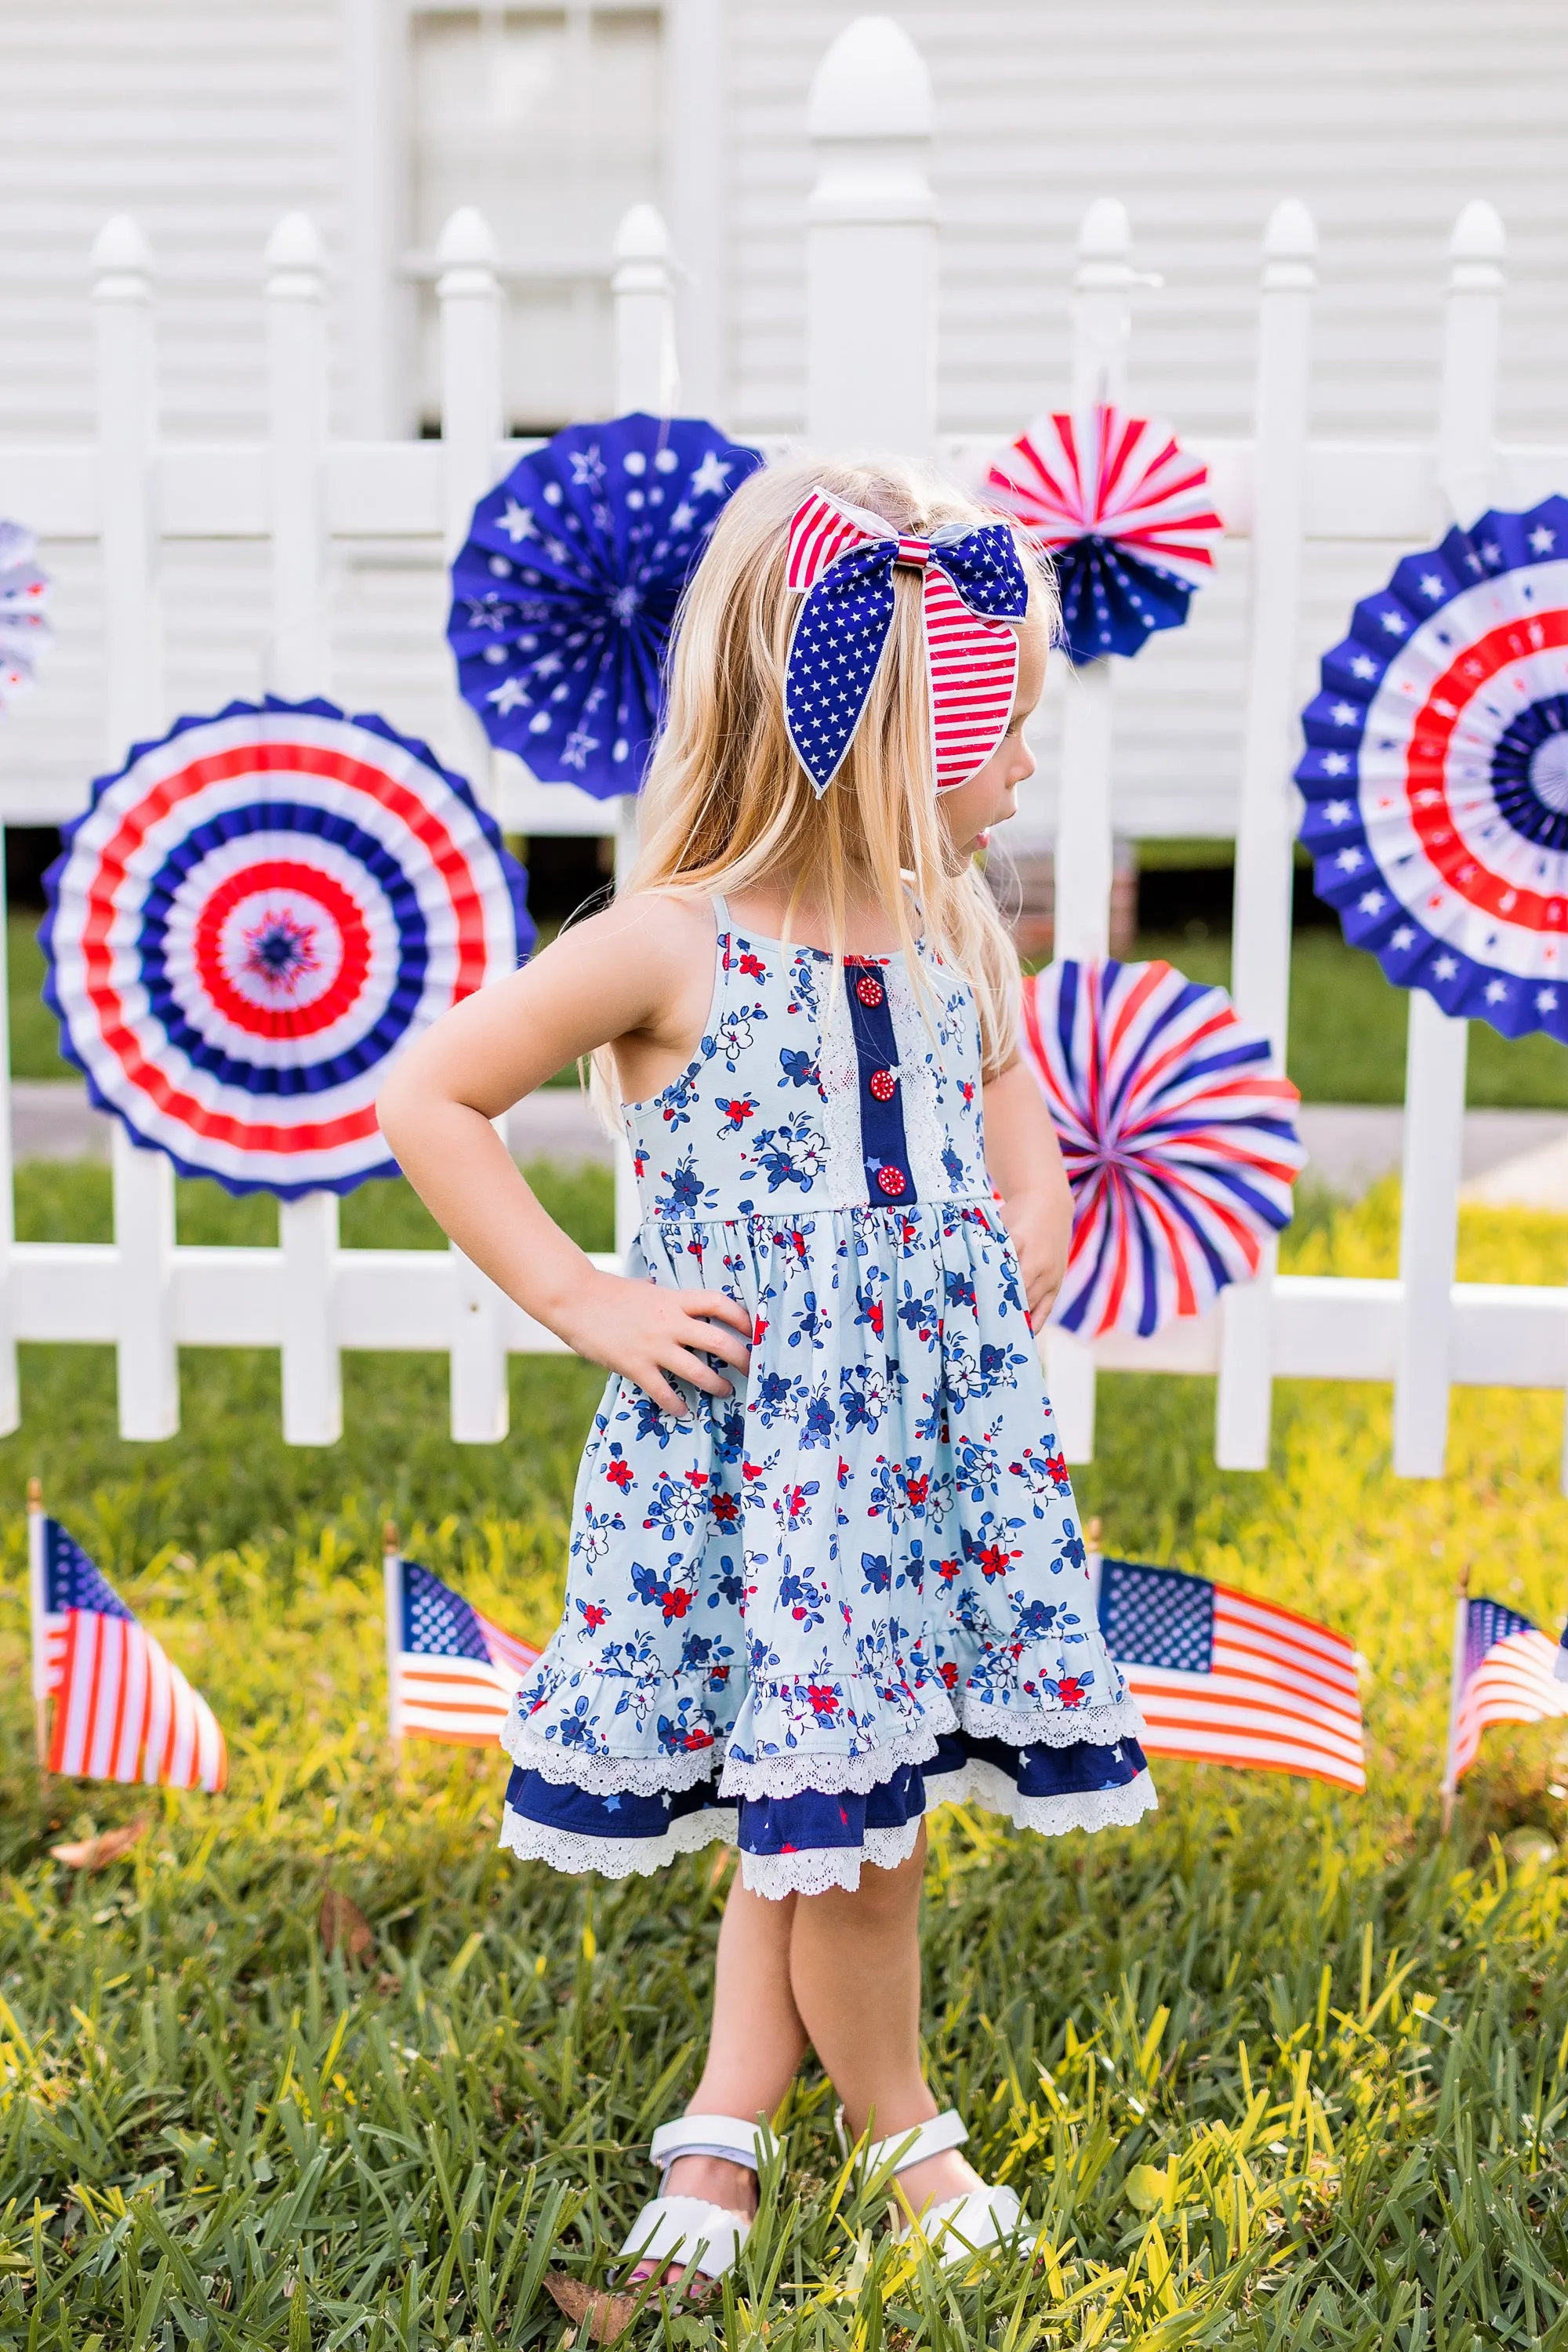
[1141,926,1568,1109]
[4,1179,1568,2343]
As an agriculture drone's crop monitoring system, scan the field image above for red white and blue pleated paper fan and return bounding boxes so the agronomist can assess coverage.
[448,410,763,800]
[1298,495,1568,1042]
[0,518,53,711]
[42,697,532,1197]
[1021,958,1305,1339]
[984,405,1223,668]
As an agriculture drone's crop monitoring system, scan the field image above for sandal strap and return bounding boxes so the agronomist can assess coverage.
[619,2194,750,2279]
[649,2111,773,2173]
[864,2108,969,2176]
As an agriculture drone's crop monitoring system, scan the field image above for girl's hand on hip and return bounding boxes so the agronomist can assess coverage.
[552,1272,753,1418]
[1000,1188,1069,1323]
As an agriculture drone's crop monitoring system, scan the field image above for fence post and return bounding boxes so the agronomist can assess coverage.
[608,203,681,1261]
[805,16,936,454]
[1045,198,1138,1464]
[264,211,343,1447]
[1214,199,1317,1471]
[95,216,180,1443]
[1392,201,1504,1479]
[438,205,512,1443]
[613,202,680,419]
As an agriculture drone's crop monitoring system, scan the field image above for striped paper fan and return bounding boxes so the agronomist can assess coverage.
[1021,958,1305,1338]
[985,405,1222,667]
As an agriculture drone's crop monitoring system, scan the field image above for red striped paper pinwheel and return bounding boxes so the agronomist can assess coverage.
[1021,957,1305,1339]
[985,405,1222,667]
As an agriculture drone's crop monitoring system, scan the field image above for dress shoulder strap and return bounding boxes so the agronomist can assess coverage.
[710,892,730,936]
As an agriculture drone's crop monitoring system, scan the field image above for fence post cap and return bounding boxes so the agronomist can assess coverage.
[265,210,325,303]
[1450,198,1506,263]
[1263,198,1317,260]
[437,205,500,299]
[1076,197,1131,261]
[91,213,152,289]
[266,210,325,273]
[614,202,671,265]
[808,14,932,142]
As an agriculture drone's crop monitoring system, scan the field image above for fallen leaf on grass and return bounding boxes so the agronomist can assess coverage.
[318,1886,375,1960]
[543,2274,641,2343]
[49,1817,149,1871]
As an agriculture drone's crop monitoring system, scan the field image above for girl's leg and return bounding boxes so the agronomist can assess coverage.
[786,1824,984,2220]
[632,1872,808,2277]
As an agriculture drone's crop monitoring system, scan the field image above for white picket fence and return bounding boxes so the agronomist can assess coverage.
[2,14,1567,1481]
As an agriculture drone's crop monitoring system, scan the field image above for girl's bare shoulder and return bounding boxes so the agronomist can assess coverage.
[554,889,713,956]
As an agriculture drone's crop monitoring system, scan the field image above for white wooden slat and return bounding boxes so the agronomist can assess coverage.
[1392,202,1504,1480]
[1214,201,1316,1470]
[436,201,510,1442]
[94,216,181,1442]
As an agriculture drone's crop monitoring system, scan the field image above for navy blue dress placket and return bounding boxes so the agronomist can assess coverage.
[843,960,916,1202]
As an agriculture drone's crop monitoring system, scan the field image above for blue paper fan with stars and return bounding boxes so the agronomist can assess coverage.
[448,412,764,801]
[1297,495,1568,1042]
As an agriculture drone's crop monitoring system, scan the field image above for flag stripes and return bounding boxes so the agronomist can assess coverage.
[1448,1615,1568,1785]
[923,567,1020,791]
[1098,1556,1366,1791]
[390,1553,539,1749]
[46,1608,227,1791]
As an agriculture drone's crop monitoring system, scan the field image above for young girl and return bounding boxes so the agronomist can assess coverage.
[379,458,1153,2278]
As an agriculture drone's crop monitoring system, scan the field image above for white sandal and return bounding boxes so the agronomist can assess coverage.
[861,2109,1025,2266]
[619,2111,773,2283]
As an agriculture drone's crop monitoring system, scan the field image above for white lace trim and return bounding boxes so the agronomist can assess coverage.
[885,957,950,1200]
[956,1691,1149,1751]
[817,969,867,1207]
[500,1759,1155,1893]
[498,1800,738,1879]
[739,1818,923,1900]
[717,1708,955,1799]
[502,1692,1147,1801]
[499,1721,728,1796]
[946,1754,1157,1838]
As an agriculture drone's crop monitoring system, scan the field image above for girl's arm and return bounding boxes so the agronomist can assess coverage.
[982,1056,1074,1321]
[376,895,750,1420]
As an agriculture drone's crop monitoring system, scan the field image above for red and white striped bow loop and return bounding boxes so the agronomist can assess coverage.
[782,487,1031,793]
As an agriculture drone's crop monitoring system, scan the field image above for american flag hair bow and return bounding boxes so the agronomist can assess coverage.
[782,488,1030,796]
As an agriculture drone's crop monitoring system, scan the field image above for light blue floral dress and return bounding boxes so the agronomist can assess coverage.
[501,900,1153,1895]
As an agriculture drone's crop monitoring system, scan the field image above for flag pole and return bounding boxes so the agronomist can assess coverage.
[1439,1563,1471,1836]
[27,1476,47,1769]
[383,1520,403,1781]
[1086,1514,1104,1620]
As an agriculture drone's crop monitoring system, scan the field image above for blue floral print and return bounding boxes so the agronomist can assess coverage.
[501,902,1153,1896]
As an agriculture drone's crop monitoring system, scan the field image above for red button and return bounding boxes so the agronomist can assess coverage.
[877,1166,907,1197]
[855,972,884,1007]
[869,1067,897,1102]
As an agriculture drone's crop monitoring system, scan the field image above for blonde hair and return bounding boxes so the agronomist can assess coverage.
[626,455,1056,1079]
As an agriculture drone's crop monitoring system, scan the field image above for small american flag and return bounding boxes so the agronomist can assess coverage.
[31,1512,227,1791]
[1445,1595,1568,1790]
[1095,1554,1366,1791]
[386,1553,539,1748]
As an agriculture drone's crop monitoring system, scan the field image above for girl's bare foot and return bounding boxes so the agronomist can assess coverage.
[884,2143,988,2228]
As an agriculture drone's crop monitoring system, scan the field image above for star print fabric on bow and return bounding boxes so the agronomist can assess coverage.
[782,488,1031,796]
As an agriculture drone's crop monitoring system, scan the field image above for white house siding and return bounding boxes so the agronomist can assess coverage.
[725,1,1568,840]
[2,0,1566,838]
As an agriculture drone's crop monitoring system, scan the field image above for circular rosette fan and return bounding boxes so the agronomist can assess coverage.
[1021,958,1305,1339]
[42,697,532,1196]
[1297,494,1568,1041]
[448,410,764,800]
[984,405,1222,667]
[0,518,53,710]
